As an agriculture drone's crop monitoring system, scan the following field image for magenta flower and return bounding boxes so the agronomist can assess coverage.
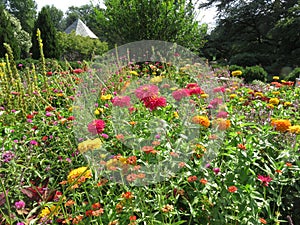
[112,96,131,107]
[135,84,159,100]
[87,119,106,135]
[172,89,189,101]
[2,151,15,163]
[15,200,25,209]
[213,167,220,174]
[29,140,38,146]
[258,175,273,186]
[216,111,228,118]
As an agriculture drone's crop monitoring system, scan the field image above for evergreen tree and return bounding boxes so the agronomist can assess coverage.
[0,4,21,59]
[31,6,60,59]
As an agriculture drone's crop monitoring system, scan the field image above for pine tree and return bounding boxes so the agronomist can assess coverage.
[31,7,60,59]
[0,4,21,59]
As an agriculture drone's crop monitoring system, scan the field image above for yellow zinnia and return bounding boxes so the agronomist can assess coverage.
[201,93,209,98]
[129,71,139,76]
[150,76,163,83]
[269,98,280,105]
[229,94,237,99]
[273,76,280,80]
[101,94,112,101]
[231,70,243,76]
[288,125,300,134]
[78,138,102,153]
[67,167,92,184]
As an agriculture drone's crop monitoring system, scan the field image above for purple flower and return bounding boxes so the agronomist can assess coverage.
[66,158,72,163]
[2,151,15,163]
[205,163,211,168]
[213,167,220,174]
[45,112,52,117]
[15,200,25,209]
[155,134,160,139]
[216,111,228,118]
[17,222,25,225]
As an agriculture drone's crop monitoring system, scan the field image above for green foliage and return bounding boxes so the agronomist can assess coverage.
[57,31,108,61]
[95,0,207,52]
[2,0,37,33]
[201,0,299,75]
[31,7,60,59]
[286,67,300,82]
[0,5,21,59]
[243,65,268,83]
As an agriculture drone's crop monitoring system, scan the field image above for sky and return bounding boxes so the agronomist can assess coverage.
[35,0,217,27]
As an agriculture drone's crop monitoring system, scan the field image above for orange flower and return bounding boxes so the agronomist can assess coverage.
[192,115,210,128]
[286,162,292,167]
[187,175,197,182]
[237,143,246,150]
[126,156,137,165]
[271,119,291,132]
[65,200,75,207]
[122,191,134,199]
[228,186,238,193]
[213,118,231,131]
[259,218,267,224]
[200,178,208,185]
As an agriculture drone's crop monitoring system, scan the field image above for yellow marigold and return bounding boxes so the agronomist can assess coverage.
[150,76,163,83]
[273,76,280,80]
[67,167,92,184]
[269,98,279,105]
[271,119,291,132]
[78,138,102,154]
[94,108,104,115]
[272,91,280,95]
[201,93,209,98]
[213,118,231,131]
[192,116,210,128]
[288,125,300,134]
[101,94,112,101]
[284,102,292,107]
[39,205,60,218]
[231,70,243,76]
[254,92,264,97]
[267,104,275,109]
[230,94,237,99]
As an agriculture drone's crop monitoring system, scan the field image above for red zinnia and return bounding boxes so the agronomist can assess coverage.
[143,96,166,111]
[87,119,106,135]
[228,186,238,193]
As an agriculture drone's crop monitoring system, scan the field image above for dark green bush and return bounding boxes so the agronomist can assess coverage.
[243,65,268,83]
[286,67,300,81]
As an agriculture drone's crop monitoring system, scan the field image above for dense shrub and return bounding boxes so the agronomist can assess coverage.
[57,31,108,61]
[286,67,300,81]
[243,65,268,83]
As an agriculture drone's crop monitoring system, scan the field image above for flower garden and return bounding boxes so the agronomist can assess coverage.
[0,39,300,225]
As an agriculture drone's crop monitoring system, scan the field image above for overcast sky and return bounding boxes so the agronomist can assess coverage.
[35,0,217,26]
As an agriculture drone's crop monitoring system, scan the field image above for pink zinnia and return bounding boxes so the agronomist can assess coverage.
[143,96,167,111]
[257,175,272,186]
[188,87,204,95]
[172,89,189,101]
[209,98,223,108]
[213,86,225,93]
[87,119,106,135]
[135,84,159,100]
[112,96,131,107]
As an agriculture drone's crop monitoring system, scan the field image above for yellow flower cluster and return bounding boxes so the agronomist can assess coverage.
[39,205,60,218]
[269,98,280,105]
[271,119,291,132]
[101,94,112,101]
[288,125,300,135]
[192,116,210,128]
[67,167,92,184]
[150,76,163,83]
[129,71,139,76]
[78,138,102,153]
